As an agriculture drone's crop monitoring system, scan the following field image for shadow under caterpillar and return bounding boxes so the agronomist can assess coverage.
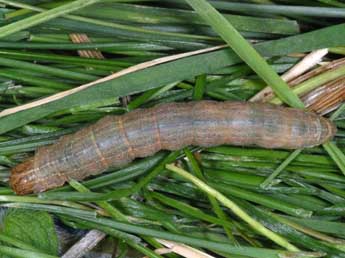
[10,101,336,195]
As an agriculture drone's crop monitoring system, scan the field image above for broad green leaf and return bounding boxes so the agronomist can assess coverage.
[0,209,58,256]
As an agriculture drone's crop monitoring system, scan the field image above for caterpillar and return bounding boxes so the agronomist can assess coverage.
[10,101,336,195]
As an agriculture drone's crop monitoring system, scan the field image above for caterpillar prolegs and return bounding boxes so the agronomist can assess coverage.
[10,101,336,195]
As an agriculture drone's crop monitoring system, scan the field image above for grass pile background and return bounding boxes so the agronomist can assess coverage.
[0,0,345,257]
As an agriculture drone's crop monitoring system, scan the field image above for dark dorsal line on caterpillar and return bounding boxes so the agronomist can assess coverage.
[10,101,336,195]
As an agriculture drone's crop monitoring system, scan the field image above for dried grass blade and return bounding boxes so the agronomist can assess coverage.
[250,49,328,103]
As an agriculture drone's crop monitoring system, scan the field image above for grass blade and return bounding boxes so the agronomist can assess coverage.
[166,164,299,251]
[0,245,58,258]
[0,0,102,38]
[185,0,304,108]
[261,149,303,188]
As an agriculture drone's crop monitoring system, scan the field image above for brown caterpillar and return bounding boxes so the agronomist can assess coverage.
[10,101,336,195]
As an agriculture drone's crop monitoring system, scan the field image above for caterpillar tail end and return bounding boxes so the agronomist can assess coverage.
[320,116,337,143]
[10,158,36,195]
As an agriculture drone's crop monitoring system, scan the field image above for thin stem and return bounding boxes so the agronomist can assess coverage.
[323,142,345,176]
[69,179,127,221]
[165,164,299,251]
[261,149,302,189]
[330,103,345,120]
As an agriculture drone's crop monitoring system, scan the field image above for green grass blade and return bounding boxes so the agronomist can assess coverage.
[192,74,207,100]
[261,149,302,188]
[69,179,128,221]
[0,57,98,81]
[330,103,345,120]
[208,2,345,18]
[185,0,304,108]
[68,215,312,258]
[166,164,299,251]
[323,142,345,176]
[184,148,238,243]
[0,0,216,42]
[0,245,58,258]
[0,0,102,38]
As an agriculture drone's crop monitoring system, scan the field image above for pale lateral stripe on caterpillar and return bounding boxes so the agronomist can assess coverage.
[10,101,336,195]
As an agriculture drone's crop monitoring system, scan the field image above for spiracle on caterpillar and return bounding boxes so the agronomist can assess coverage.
[10,101,336,195]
